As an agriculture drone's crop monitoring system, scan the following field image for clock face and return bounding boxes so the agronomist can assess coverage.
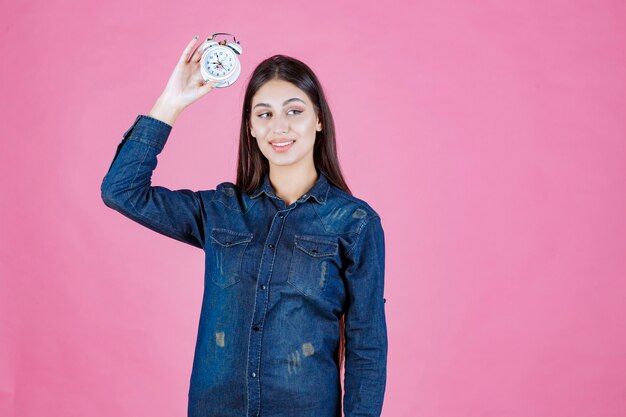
[202,46,237,79]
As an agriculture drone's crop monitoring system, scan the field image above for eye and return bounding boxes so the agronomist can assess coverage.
[257,109,302,119]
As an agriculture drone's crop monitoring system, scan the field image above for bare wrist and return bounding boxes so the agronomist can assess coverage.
[148,96,184,126]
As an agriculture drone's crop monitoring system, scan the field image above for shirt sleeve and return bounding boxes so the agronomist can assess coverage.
[100,114,209,249]
[342,215,388,417]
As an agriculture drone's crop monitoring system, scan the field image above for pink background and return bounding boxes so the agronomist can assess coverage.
[1,0,625,416]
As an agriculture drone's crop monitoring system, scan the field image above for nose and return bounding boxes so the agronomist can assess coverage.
[272,112,289,134]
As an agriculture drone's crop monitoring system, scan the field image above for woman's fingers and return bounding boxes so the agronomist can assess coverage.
[193,43,206,63]
[180,35,199,63]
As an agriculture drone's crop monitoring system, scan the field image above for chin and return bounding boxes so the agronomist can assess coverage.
[268,158,298,167]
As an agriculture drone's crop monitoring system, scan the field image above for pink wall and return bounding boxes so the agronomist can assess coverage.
[1,0,625,416]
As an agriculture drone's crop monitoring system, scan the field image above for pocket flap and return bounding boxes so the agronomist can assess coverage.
[294,235,338,257]
[210,228,253,247]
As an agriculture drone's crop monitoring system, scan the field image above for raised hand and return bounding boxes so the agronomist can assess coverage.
[149,35,218,125]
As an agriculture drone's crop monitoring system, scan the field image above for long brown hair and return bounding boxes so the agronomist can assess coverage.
[235,54,352,376]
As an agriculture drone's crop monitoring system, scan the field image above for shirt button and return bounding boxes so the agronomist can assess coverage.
[253,326,260,331]
[251,372,257,378]
[279,213,284,218]
[268,243,274,249]
[261,284,266,290]
[302,194,308,198]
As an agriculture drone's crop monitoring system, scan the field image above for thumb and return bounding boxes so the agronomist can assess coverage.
[199,80,217,94]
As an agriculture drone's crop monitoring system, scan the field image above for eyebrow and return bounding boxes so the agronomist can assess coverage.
[252,97,306,109]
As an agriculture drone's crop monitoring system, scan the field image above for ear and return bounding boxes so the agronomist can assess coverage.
[247,121,256,138]
[316,115,323,132]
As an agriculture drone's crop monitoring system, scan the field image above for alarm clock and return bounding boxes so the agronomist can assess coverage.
[198,33,243,88]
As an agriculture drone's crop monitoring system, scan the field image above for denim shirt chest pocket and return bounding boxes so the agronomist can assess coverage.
[209,228,254,288]
[287,234,339,297]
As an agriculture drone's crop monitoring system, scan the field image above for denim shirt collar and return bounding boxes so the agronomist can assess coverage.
[250,171,330,204]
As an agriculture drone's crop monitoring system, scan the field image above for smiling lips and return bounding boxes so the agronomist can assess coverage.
[271,140,295,152]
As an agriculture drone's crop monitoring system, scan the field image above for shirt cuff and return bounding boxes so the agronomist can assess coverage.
[123,114,173,152]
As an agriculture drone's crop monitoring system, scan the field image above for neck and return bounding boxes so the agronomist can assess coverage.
[268,164,318,206]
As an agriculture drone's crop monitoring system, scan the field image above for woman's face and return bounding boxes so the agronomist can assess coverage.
[249,79,322,170]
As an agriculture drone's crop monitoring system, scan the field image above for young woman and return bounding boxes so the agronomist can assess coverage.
[101,35,388,417]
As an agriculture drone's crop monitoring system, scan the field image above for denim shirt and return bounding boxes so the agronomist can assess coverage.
[100,115,388,417]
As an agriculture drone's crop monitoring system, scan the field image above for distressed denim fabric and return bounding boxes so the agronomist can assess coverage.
[100,115,388,417]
